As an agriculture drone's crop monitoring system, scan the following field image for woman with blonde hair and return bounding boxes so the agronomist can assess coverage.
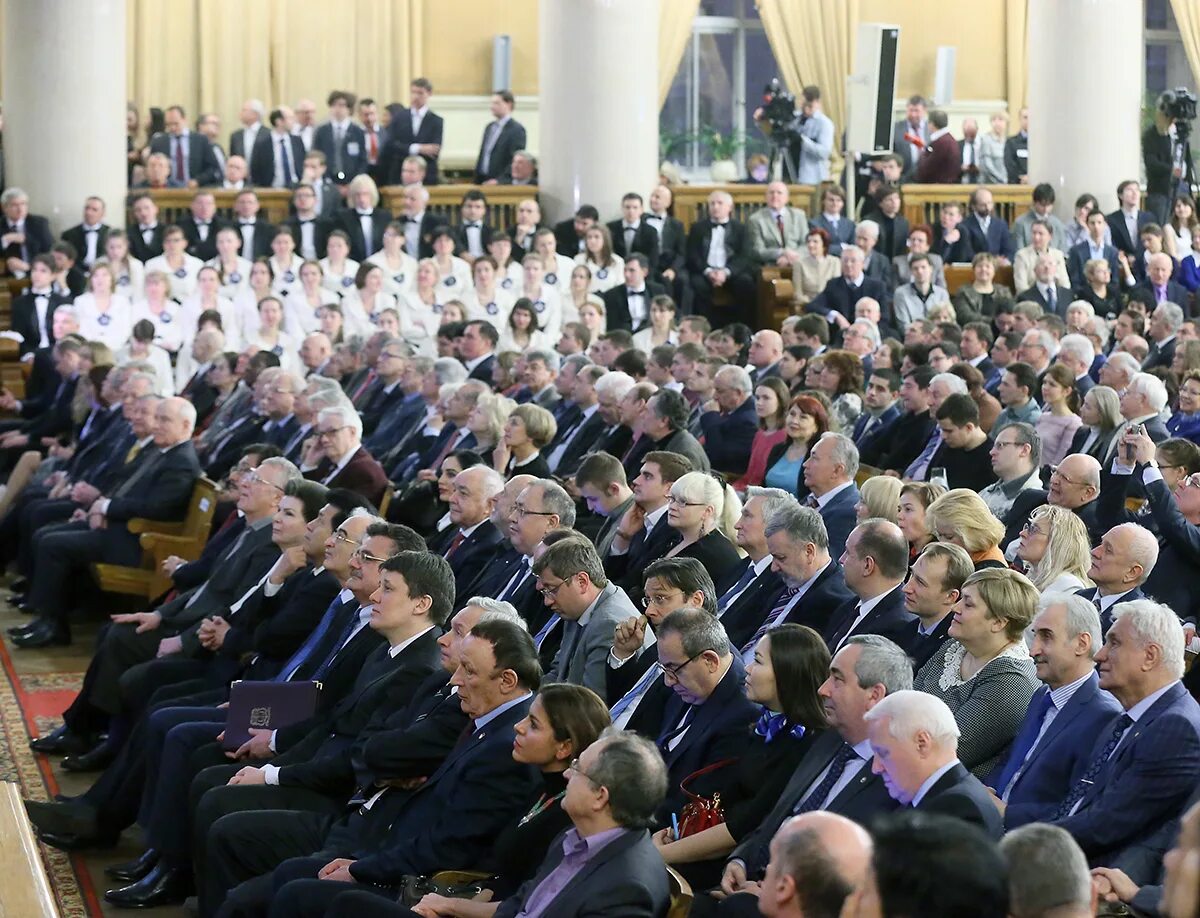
[856,476,903,526]
[75,261,133,350]
[466,391,514,456]
[1015,504,1093,593]
[494,402,557,479]
[897,481,946,562]
[664,470,744,589]
[914,567,1040,776]
[926,488,1007,569]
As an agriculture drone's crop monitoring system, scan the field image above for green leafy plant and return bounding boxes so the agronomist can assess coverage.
[696,123,744,161]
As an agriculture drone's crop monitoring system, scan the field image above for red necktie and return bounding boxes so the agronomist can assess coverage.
[368,130,378,164]
[777,214,786,244]
[174,137,187,183]
[444,530,466,558]
[351,369,378,405]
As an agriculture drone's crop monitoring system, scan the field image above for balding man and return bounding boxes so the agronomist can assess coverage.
[300,332,333,377]
[748,182,810,267]
[864,690,1003,836]
[685,190,755,323]
[1130,254,1190,314]
[758,813,873,918]
[435,466,506,603]
[1078,524,1158,634]
[823,519,915,653]
[16,398,203,647]
[1002,824,1098,918]
[747,329,784,383]
[698,365,758,475]
[988,594,1123,829]
[1003,452,1104,549]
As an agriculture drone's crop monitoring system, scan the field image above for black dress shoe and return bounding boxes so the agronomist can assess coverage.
[9,577,29,592]
[24,799,98,836]
[104,864,193,909]
[62,742,115,772]
[105,848,160,883]
[30,725,93,756]
[7,622,36,638]
[38,829,119,851]
[12,619,70,648]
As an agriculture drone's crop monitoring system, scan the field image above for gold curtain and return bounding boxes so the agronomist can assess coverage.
[755,0,859,175]
[1171,0,1200,91]
[1005,0,1028,117]
[659,0,702,108]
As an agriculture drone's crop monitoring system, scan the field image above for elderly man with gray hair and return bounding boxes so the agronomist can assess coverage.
[1143,299,1186,371]
[699,364,758,475]
[301,403,388,504]
[1001,824,1097,918]
[802,432,861,558]
[686,189,755,324]
[863,689,1003,836]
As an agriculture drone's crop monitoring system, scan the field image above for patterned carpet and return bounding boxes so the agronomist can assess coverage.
[0,637,98,917]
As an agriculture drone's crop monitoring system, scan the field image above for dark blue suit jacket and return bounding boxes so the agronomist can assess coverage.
[313,121,367,184]
[435,520,506,604]
[817,483,860,559]
[655,657,758,822]
[1067,241,1121,290]
[718,565,788,649]
[698,398,759,475]
[963,214,1016,261]
[916,761,1004,839]
[809,276,890,324]
[988,673,1123,829]
[780,561,855,638]
[851,404,900,447]
[1054,682,1200,864]
[1075,585,1146,635]
[822,584,915,653]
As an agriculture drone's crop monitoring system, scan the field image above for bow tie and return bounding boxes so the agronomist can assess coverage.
[405,216,420,224]
[357,210,373,217]
[645,214,663,222]
[31,289,51,297]
[240,220,255,226]
[712,221,728,228]
[627,288,645,296]
[140,224,156,232]
[84,226,99,234]
[754,709,806,744]
[465,222,481,229]
[624,224,639,231]
[299,219,313,225]
[196,221,209,227]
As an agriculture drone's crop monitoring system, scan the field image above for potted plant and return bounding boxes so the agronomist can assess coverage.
[697,124,743,181]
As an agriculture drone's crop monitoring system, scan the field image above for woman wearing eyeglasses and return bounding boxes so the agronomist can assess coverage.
[1014,505,1093,594]
[663,471,745,593]
[648,624,829,890]
[404,684,612,918]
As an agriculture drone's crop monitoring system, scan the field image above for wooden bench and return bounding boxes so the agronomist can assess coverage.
[667,866,693,917]
[0,783,58,917]
[90,477,219,601]
[944,264,1014,296]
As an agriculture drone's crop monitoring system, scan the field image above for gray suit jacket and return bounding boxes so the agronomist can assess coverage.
[892,283,952,330]
[891,252,946,289]
[747,206,809,265]
[547,582,640,693]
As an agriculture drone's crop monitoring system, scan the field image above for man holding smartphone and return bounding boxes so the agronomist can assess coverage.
[1118,373,1172,444]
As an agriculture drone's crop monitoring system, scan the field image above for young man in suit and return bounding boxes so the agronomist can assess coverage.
[231,189,276,261]
[8,255,69,358]
[864,690,1004,837]
[607,192,661,264]
[801,432,861,560]
[60,196,110,269]
[474,90,527,184]
[0,186,54,276]
[604,451,689,603]
[451,189,493,262]
[710,636,910,916]
[1107,179,1157,257]
[149,105,222,187]
[313,90,367,186]
[823,520,915,654]
[685,190,756,324]
[1067,208,1122,289]
[382,78,444,185]
[282,184,331,261]
[250,108,306,189]
[898,543,971,672]
[964,187,1016,262]
[989,593,1124,830]
[601,256,667,334]
[891,95,929,181]
[1051,599,1200,865]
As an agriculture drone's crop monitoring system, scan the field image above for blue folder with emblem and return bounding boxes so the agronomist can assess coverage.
[222,680,322,750]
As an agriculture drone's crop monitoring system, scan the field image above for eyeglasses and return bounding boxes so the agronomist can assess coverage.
[244,471,284,491]
[1183,473,1200,490]
[667,495,706,508]
[1049,465,1086,487]
[537,579,569,599]
[513,504,556,518]
[1019,522,1048,538]
[661,651,705,681]
[566,757,600,785]
[641,592,683,609]
[992,440,1021,450]
[352,547,390,565]
[332,530,358,546]
[316,425,350,438]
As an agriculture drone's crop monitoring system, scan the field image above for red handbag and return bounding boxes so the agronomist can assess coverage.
[676,758,738,838]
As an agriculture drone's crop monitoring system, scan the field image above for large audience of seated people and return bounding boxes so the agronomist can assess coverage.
[1,82,1200,918]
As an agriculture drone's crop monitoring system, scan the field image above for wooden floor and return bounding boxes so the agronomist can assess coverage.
[0,580,190,918]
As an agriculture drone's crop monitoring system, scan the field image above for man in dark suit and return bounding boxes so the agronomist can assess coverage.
[913,110,960,183]
[646,184,688,295]
[608,192,661,264]
[698,366,758,476]
[685,190,756,323]
[1142,300,1185,371]
[304,406,389,506]
[1067,208,1122,289]
[149,105,222,187]
[1005,108,1029,183]
[897,543,971,672]
[709,636,910,916]
[382,78,444,185]
[336,185,391,263]
[227,99,265,160]
[604,451,689,603]
[459,320,499,386]
[282,185,332,262]
[1128,253,1191,314]
[964,187,1017,261]
[866,690,1004,838]
[715,491,789,650]
[554,205,598,257]
[802,432,861,560]
[601,255,667,333]
[1107,179,1157,257]
[473,91,527,184]
[0,187,54,276]
[249,109,307,189]
[15,398,202,648]
[1001,452,1105,550]
[1051,599,1200,865]
[321,729,672,918]
[853,369,902,450]
[432,466,506,604]
[312,91,367,186]
[808,246,889,331]
[989,594,1124,831]
[891,95,929,181]
[8,255,69,357]
[392,183,444,262]
[206,619,542,917]
[175,190,227,262]
[822,521,915,654]
[127,193,165,263]
[861,366,937,476]
[1078,524,1156,636]
[60,196,110,269]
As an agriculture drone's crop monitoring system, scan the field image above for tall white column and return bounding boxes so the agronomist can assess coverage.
[1027,0,1142,214]
[3,0,128,232]
[539,0,659,224]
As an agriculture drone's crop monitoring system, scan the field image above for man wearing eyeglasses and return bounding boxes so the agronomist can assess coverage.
[978,422,1043,520]
[534,537,640,694]
[301,404,388,506]
[1001,453,1104,552]
[652,606,757,827]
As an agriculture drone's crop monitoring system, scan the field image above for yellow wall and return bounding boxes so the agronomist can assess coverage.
[421,0,540,95]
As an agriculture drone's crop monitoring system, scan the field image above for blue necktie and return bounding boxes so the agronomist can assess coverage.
[994,687,1056,797]
[609,662,662,722]
[794,743,860,814]
[275,596,350,682]
[905,429,942,480]
[1054,713,1134,818]
[717,563,758,615]
[279,137,294,185]
[310,605,365,681]
[533,613,561,651]
[741,588,799,656]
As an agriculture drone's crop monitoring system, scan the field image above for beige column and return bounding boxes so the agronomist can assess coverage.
[538,0,660,224]
[3,0,128,232]
[1027,0,1142,213]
